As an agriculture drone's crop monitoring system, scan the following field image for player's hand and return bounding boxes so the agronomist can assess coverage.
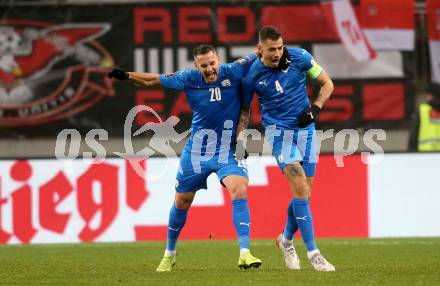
[235,140,249,161]
[298,104,321,128]
[277,47,290,71]
[108,68,129,80]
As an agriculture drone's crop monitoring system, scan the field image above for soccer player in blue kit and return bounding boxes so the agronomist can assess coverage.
[242,26,335,271]
[108,45,262,271]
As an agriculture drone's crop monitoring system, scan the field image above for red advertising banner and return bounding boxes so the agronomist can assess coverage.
[0,155,368,244]
[427,0,440,84]
[2,153,440,244]
[427,0,440,40]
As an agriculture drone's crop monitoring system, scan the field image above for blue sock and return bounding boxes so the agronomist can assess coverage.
[292,198,317,251]
[283,199,299,240]
[166,204,188,252]
[232,199,250,250]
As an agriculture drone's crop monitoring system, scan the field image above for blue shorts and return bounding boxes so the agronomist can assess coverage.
[175,148,248,193]
[267,123,317,177]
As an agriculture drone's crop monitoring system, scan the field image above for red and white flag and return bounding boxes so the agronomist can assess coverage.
[322,0,376,62]
[356,0,415,51]
[427,0,440,85]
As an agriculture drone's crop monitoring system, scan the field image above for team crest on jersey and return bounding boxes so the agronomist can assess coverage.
[236,57,248,65]
[221,79,231,87]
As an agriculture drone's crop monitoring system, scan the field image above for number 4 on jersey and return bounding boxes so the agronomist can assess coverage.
[275,80,284,93]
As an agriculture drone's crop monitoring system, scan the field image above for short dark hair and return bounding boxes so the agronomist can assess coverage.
[193,44,216,58]
[259,26,282,43]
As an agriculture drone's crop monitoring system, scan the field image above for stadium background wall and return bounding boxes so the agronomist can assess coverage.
[1,1,438,245]
[0,1,415,138]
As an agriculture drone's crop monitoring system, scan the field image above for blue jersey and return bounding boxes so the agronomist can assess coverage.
[243,48,315,129]
[159,54,257,154]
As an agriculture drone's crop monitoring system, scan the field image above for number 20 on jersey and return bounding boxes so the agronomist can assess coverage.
[209,87,222,102]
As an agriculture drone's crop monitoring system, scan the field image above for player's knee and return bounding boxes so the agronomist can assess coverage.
[289,180,309,198]
[175,199,192,209]
[293,188,309,199]
[175,195,194,209]
[292,185,309,198]
[229,184,248,200]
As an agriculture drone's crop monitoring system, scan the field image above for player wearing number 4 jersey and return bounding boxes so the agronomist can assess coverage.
[108,44,262,271]
[242,26,336,271]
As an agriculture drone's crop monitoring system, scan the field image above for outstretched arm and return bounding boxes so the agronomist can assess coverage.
[108,68,161,87]
[128,72,161,87]
[109,68,188,90]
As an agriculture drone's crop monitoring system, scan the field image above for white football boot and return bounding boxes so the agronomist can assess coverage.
[308,251,335,272]
[276,234,301,270]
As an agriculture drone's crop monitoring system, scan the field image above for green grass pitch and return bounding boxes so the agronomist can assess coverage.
[1,238,439,285]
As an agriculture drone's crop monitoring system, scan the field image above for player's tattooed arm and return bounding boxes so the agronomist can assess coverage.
[236,106,250,140]
[127,72,161,87]
[312,69,334,109]
[235,106,251,160]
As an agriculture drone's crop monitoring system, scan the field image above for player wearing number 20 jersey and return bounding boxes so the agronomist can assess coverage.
[109,45,262,272]
[156,49,262,271]
[160,55,255,156]
[159,53,257,192]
